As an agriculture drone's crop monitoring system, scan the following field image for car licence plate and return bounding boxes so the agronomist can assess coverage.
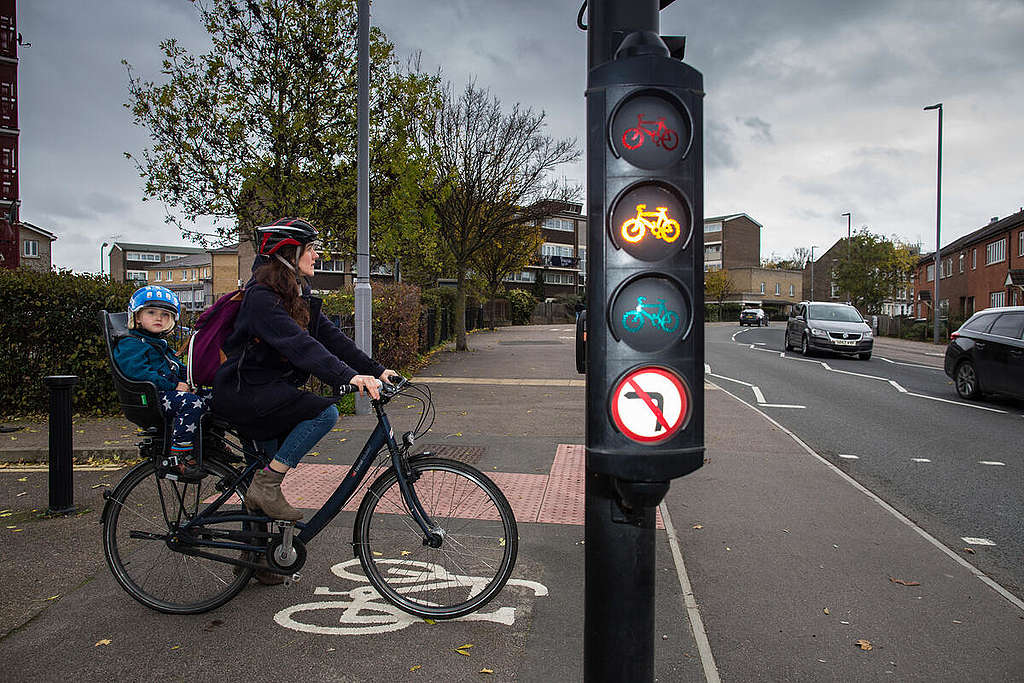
[834,339,857,346]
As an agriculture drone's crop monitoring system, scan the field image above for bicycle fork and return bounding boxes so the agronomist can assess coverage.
[377,409,444,548]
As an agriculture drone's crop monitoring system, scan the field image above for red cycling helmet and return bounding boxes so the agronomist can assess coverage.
[255,217,318,257]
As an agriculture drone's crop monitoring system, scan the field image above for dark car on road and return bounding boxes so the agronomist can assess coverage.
[944,306,1024,400]
[785,302,873,360]
[739,308,768,327]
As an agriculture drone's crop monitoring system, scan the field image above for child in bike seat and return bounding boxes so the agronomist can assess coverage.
[113,285,212,479]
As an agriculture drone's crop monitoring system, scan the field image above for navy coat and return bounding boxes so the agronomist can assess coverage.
[212,282,384,440]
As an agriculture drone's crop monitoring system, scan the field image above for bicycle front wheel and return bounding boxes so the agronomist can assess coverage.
[354,457,518,619]
[103,458,254,614]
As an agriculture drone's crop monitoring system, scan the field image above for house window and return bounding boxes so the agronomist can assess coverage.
[544,272,574,285]
[830,282,839,297]
[926,264,934,282]
[504,270,536,283]
[126,270,148,282]
[789,284,795,297]
[986,238,1006,265]
[759,282,765,294]
[541,243,574,258]
[315,258,345,272]
[774,283,781,295]
[944,258,952,278]
[204,267,210,278]
[990,291,1005,307]
[704,221,722,233]
[154,271,162,282]
[166,271,173,282]
[164,253,187,261]
[972,249,976,269]
[126,251,161,262]
[578,247,586,273]
[542,217,574,232]
[1019,230,1024,257]
[22,239,38,257]
[182,269,188,281]
[958,253,964,273]
[178,290,192,303]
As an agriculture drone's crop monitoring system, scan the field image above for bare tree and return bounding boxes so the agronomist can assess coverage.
[471,222,544,325]
[414,81,580,350]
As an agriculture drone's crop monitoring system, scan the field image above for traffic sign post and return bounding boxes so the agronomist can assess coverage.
[582,1,704,680]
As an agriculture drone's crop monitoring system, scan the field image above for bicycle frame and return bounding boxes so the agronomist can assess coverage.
[172,387,439,559]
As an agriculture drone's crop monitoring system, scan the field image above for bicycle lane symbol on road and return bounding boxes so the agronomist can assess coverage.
[274,558,549,636]
[610,367,690,443]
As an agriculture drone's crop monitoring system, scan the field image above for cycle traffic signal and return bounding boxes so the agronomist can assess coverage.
[585,30,704,483]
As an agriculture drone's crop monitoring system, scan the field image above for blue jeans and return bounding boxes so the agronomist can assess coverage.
[256,404,338,469]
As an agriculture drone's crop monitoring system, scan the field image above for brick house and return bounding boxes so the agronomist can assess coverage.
[912,209,1024,322]
[504,201,586,300]
[0,0,19,244]
[16,220,55,271]
[109,242,207,285]
[702,213,760,272]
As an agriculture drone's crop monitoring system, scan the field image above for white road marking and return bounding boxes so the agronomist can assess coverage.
[707,379,1024,614]
[838,454,860,459]
[752,386,766,403]
[707,373,754,388]
[904,391,1006,413]
[661,502,722,683]
[878,357,942,370]
[978,461,1006,466]
[704,363,712,374]
[911,458,932,463]
[962,537,997,546]
[889,380,907,393]
[758,403,806,409]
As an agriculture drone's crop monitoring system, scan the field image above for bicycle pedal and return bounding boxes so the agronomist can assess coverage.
[284,572,301,586]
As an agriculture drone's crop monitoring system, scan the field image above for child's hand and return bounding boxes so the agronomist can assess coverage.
[175,382,190,393]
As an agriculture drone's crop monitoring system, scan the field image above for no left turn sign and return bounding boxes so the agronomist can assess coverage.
[610,367,690,444]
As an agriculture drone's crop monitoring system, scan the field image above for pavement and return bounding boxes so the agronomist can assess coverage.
[1,324,1021,681]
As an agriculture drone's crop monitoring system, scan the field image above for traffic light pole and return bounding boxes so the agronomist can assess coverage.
[583,2,694,681]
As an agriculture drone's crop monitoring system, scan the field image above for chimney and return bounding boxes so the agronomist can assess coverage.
[990,216,999,223]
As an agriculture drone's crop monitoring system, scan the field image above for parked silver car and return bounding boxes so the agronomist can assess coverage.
[785,302,873,360]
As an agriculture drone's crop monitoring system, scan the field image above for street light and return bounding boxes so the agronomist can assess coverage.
[924,103,942,345]
[841,212,851,303]
[809,245,819,301]
[100,242,108,275]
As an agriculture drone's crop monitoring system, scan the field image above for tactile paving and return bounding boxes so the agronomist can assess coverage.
[537,444,585,525]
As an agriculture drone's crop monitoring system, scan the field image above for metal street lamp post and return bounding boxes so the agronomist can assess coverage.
[841,212,851,303]
[100,242,108,275]
[924,102,942,345]
[354,0,372,414]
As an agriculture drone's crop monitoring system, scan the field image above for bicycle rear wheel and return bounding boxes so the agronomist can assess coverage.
[102,458,254,614]
[354,457,518,619]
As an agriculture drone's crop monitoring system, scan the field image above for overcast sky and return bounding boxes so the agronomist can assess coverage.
[19,0,1024,273]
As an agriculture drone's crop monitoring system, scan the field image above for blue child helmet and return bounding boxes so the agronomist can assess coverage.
[128,285,181,330]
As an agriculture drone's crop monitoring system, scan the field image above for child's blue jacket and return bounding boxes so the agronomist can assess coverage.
[112,330,186,392]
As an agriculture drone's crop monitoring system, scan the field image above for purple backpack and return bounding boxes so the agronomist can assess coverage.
[185,289,245,387]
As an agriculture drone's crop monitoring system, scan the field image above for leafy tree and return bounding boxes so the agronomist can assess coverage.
[124,0,437,256]
[833,231,916,314]
[704,268,735,319]
[471,222,543,311]
[412,81,580,350]
[762,247,810,270]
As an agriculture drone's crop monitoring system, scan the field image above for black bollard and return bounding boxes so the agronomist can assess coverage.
[43,375,79,514]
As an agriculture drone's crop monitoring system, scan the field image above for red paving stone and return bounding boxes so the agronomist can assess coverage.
[236,445,661,527]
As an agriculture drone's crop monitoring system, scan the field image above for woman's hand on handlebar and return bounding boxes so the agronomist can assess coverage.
[379,369,401,385]
[349,374,382,399]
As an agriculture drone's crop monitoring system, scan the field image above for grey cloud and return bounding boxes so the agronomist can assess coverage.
[740,117,773,144]
[704,120,739,170]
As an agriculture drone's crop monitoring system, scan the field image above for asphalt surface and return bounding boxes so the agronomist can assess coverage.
[705,322,1024,598]
[1,324,1022,681]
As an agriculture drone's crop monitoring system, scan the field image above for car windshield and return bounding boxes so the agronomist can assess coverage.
[807,304,863,323]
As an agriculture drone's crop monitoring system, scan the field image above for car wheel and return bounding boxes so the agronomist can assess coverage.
[858,351,871,360]
[784,334,793,351]
[801,335,812,357]
[954,360,981,400]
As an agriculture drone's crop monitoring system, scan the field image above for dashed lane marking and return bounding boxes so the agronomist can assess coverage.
[911,458,932,463]
[978,461,1006,466]
[962,537,997,546]
[878,357,942,370]
[838,454,860,459]
[708,379,1024,613]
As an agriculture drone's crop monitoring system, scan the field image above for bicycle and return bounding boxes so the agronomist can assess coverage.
[100,377,519,619]
[622,296,680,333]
[621,114,679,152]
[621,204,681,244]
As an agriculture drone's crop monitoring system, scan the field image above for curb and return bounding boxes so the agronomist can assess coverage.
[0,447,138,464]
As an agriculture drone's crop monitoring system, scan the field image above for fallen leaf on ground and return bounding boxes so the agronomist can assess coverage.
[455,649,470,657]
[962,547,976,554]
[91,483,111,489]
[410,665,421,671]
[45,595,60,601]
[95,639,112,647]
[692,524,703,529]
[889,577,921,586]
[170,645,181,651]
[423,619,435,625]
[16,492,26,497]
[16,477,26,482]
[823,607,830,615]
[855,639,873,651]
[480,669,494,675]
[400,550,411,556]
[457,644,474,650]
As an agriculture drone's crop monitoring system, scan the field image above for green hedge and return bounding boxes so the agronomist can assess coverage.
[507,288,536,325]
[322,282,423,371]
[0,269,134,418]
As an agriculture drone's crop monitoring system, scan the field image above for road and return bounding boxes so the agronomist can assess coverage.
[704,322,1024,599]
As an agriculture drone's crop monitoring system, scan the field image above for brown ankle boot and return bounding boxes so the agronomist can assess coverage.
[245,468,303,521]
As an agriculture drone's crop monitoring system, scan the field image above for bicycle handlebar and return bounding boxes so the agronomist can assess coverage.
[336,376,408,398]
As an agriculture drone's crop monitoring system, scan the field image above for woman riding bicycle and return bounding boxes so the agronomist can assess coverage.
[213,218,398,522]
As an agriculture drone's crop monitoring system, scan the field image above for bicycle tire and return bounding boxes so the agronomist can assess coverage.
[660,311,680,333]
[353,457,518,620]
[622,128,644,150]
[621,218,646,243]
[658,218,681,243]
[622,311,645,332]
[103,458,254,614]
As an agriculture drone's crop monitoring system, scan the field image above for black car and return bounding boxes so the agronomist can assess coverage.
[785,302,873,360]
[944,306,1024,400]
[739,308,768,327]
